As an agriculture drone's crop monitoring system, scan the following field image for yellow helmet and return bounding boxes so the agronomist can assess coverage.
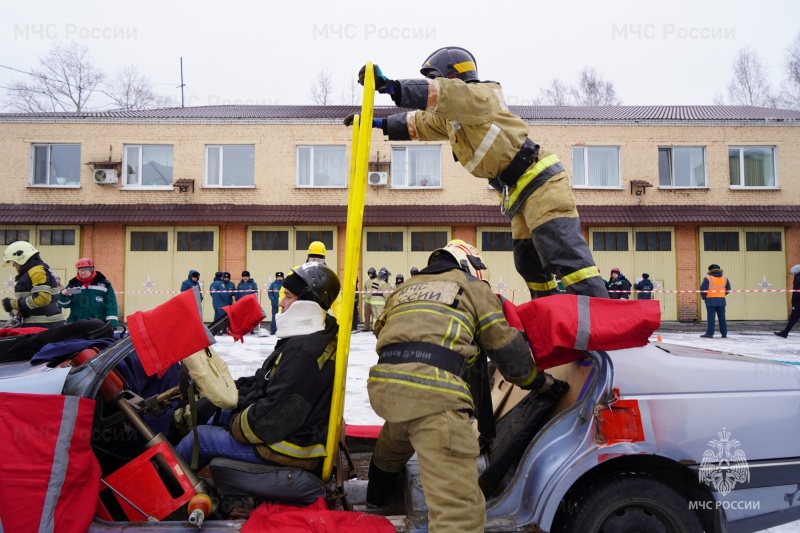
[429,239,489,281]
[3,241,38,265]
[307,241,327,260]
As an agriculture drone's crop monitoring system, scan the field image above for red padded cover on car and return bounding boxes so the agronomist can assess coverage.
[511,294,661,369]
[0,392,100,533]
[241,496,395,532]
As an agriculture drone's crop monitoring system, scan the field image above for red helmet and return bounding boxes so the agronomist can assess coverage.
[76,258,94,270]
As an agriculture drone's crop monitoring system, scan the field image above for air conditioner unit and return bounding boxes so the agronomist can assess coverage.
[93,169,118,184]
[368,171,388,186]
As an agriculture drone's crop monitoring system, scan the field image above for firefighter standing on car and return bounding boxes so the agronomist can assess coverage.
[2,241,65,329]
[57,257,119,329]
[365,240,552,533]
[346,48,607,299]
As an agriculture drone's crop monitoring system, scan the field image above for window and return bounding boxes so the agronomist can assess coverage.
[729,147,776,187]
[593,232,628,251]
[635,231,671,251]
[391,146,441,187]
[296,146,346,187]
[31,144,81,186]
[0,230,30,245]
[703,232,739,252]
[177,231,214,251]
[572,146,620,187]
[124,145,174,187]
[39,229,75,246]
[658,147,706,187]
[411,231,448,252]
[253,231,289,251]
[205,145,255,187]
[367,232,404,252]
[130,231,168,251]
[746,232,781,251]
[295,231,333,251]
[482,231,513,252]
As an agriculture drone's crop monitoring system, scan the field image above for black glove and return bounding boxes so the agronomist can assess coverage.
[521,371,555,394]
[343,113,385,130]
[358,64,393,93]
[2,297,16,313]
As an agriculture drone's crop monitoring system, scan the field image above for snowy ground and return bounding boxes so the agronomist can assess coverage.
[213,327,800,533]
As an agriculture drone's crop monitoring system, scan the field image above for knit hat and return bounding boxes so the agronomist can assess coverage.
[642,273,649,279]
[241,270,250,277]
[610,267,620,274]
[708,264,721,271]
[282,272,312,301]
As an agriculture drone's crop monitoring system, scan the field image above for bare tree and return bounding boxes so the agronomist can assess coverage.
[725,47,777,107]
[107,65,172,110]
[536,78,573,106]
[780,33,800,109]
[339,77,362,105]
[571,67,621,106]
[309,68,335,105]
[5,42,105,112]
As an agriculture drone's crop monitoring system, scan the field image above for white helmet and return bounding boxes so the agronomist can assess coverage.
[3,241,38,265]
[428,239,489,281]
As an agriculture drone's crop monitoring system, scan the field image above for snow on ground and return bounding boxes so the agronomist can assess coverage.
[213,328,800,533]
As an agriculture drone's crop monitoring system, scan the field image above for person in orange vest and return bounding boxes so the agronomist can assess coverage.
[699,264,731,338]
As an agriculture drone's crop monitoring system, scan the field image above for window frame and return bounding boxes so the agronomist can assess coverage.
[592,231,629,252]
[728,146,778,189]
[390,145,442,188]
[571,146,622,189]
[658,146,707,188]
[204,144,256,188]
[702,231,740,252]
[295,145,347,188]
[122,144,175,190]
[29,143,82,188]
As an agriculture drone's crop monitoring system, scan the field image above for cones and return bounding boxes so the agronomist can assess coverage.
[657,334,663,342]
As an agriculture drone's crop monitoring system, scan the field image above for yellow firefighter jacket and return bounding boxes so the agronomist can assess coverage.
[385,77,565,219]
[368,266,538,422]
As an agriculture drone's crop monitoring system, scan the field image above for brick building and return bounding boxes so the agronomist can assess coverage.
[1,105,798,322]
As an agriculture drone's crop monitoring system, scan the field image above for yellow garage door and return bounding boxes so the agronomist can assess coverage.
[124,226,220,322]
[699,227,786,320]
[246,226,337,308]
[362,227,450,287]
[477,227,529,304]
[1,225,80,322]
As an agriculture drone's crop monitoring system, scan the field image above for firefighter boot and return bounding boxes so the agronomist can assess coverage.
[366,458,402,508]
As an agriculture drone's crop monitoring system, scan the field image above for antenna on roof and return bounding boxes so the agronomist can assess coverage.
[178,57,186,108]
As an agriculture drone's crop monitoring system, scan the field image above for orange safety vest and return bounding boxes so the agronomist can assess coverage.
[705,275,728,299]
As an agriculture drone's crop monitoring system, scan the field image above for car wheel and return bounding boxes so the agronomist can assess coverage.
[559,473,703,533]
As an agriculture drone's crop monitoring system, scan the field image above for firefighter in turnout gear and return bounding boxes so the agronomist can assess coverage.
[175,262,340,471]
[368,267,392,330]
[346,48,607,299]
[365,240,552,533]
[363,267,377,332]
[2,241,65,329]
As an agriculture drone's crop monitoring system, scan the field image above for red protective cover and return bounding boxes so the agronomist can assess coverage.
[514,295,661,369]
[0,392,100,533]
[242,496,395,533]
[128,288,212,377]
[0,327,47,337]
[222,294,266,342]
[345,424,383,439]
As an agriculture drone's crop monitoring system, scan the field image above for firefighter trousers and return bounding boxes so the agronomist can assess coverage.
[371,409,484,533]
[510,174,607,299]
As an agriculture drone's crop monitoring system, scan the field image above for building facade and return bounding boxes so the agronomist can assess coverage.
[1,105,798,323]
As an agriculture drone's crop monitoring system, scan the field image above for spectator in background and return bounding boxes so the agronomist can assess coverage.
[238,271,258,299]
[699,264,731,339]
[352,277,361,334]
[57,257,119,329]
[395,274,405,288]
[181,270,202,301]
[221,272,236,304]
[606,268,632,300]
[268,272,284,336]
[209,272,227,321]
[410,267,419,277]
[775,264,800,338]
[634,273,654,300]
[363,267,377,332]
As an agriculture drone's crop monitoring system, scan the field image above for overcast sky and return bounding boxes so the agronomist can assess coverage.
[2,0,799,110]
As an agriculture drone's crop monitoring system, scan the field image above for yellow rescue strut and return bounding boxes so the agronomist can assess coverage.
[322,63,375,481]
